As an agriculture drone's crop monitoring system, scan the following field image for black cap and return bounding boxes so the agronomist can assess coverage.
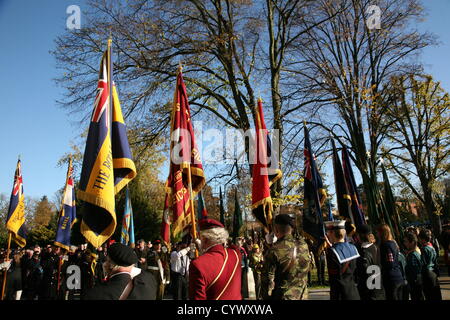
[274,214,295,228]
[357,224,372,235]
[152,239,161,245]
[108,243,138,266]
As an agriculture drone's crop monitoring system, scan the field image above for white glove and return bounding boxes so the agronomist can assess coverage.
[0,260,12,271]
[265,233,277,245]
[179,247,190,256]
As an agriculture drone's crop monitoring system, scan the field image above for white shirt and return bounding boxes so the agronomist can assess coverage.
[170,248,190,275]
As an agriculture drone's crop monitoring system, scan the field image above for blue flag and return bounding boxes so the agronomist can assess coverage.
[328,202,334,222]
[55,159,77,251]
[341,145,366,229]
[120,187,135,246]
[78,45,136,248]
[303,125,327,253]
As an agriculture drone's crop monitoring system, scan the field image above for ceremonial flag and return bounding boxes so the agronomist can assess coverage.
[327,201,334,221]
[129,199,135,247]
[161,193,171,246]
[219,186,226,227]
[197,190,208,221]
[341,145,366,228]
[302,125,327,252]
[380,163,401,240]
[232,189,243,241]
[163,69,205,241]
[331,139,353,223]
[78,43,136,248]
[55,159,77,251]
[251,99,281,232]
[111,83,137,193]
[5,160,27,247]
[120,186,135,246]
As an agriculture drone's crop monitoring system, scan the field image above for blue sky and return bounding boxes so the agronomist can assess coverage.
[0,0,86,201]
[0,0,448,202]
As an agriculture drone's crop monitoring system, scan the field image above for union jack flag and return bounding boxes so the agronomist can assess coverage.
[91,59,110,125]
[12,167,23,197]
[6,159,27,247]
[55,159,77,251]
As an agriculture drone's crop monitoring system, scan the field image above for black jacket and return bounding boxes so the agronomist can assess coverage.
[356,243,385,300]
[84,270,157,300]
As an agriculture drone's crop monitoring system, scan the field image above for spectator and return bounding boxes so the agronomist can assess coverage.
[403,232,424,301]
[418,229,442,300]
[377,224,404,300]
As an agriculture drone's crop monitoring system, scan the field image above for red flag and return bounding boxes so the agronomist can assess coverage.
[251,99,281,232]
[161,70,205,244]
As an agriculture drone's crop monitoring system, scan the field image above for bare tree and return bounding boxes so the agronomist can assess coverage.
[53,0,340,199]
[287,0,434,223]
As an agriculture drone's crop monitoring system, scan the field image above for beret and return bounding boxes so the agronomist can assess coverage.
[152,239,161,245]
[199,218,224,231]
[324,220,346,230]
[108,243,138,266]
[274,214,295,228]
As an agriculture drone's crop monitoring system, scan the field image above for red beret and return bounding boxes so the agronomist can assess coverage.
[199,218,224,231]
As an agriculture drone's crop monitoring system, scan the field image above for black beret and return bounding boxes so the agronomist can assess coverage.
[152,239,161,245]
[274,214,295,228]
[357,224,372,235]
[108,243,138,266]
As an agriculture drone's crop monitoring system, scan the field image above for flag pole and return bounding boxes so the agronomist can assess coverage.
[1,232,12,300]
[106,37,113,250]
[55,157,71,295]
[56,254,63,296]
[107,37,113,136]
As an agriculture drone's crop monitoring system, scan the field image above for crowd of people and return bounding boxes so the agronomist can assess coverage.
[1,216,449,301]
[324,220,448,301]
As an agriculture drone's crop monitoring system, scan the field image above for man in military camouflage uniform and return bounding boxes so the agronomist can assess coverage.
[261,214,311,300]
[249,244,264,300]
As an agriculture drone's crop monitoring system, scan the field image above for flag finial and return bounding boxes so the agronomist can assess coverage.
[178,61,183,73]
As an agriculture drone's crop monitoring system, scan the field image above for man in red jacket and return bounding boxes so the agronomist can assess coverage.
[189,218,242,300]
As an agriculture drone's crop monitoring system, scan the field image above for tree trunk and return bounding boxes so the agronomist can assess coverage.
[423,189,442,237]
[271,71,283,197]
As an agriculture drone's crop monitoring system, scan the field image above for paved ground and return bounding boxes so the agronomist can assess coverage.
[247,265,450,300]
[439,273,450,300]
[306,267,450,300]
[164,265,450,300]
